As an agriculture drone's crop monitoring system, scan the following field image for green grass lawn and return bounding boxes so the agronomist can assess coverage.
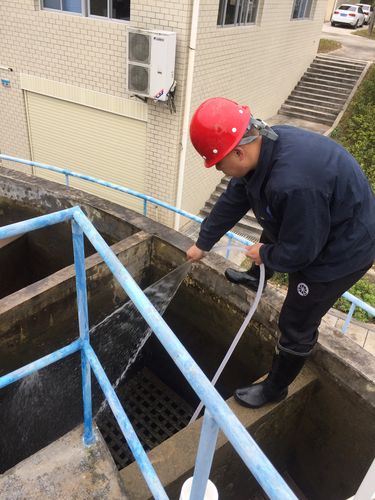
[352,28,375,40]
[318,39,342,53]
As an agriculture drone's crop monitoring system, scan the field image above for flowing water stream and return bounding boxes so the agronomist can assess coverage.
[92,261,192,417]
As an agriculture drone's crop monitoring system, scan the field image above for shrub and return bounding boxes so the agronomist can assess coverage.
[331,64,375,192]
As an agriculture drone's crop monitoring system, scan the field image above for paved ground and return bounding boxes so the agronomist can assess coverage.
[321,22,375,61]
[0,425,127,499]
[267,114,330,134]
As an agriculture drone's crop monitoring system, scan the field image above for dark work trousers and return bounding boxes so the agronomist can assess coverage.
[278,264,372,356]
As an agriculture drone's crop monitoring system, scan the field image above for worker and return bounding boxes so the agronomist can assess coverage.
[186,97,375,409]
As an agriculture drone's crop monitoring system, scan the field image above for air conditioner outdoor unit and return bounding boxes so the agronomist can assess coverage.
[127,28,176,102]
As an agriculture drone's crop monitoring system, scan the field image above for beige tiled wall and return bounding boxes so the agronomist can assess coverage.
[0,0,327,227]
[325,0,338,21]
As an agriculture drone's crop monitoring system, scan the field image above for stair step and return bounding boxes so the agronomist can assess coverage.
[305,69,358,84]
[311,58,365,69]
[199,205,262,233]
[315,55,366,68]
[310,63,363,77]
[296,81,351,96]
[281,103,336,118]
[285,97,340,112]
[290,86,346,104]
[301,75,354,89]
[291,89,346,104]
[204,200,260,225]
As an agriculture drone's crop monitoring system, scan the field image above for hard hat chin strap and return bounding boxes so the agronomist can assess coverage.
[238,117,279,146]
[250,117,279,141]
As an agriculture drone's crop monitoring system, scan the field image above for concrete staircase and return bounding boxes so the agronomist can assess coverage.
[181,175,263,247]
[278,54,367,125]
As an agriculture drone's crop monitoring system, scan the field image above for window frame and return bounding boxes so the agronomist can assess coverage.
[41,0,84,15]
[89,0,110,19]
[40,0,130,21]
[291,0,314,20]
[217,0,260,28]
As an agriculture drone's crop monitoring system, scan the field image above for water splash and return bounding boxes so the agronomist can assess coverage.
[94,261,191,417]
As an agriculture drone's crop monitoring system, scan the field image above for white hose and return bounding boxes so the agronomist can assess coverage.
[189,245,265,424]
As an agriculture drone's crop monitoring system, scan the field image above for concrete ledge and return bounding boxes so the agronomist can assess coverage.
[0,425,127,499]
[120,368,317,499]
[0,231,151,316]
[314,323,375,408]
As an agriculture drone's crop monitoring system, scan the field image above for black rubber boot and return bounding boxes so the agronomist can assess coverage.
[225,264,274,292]
[234,350,306,408]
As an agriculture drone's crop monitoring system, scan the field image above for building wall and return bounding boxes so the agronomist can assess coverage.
[181,0,328,218]
[0,0,192,225]
[325,0,340,21]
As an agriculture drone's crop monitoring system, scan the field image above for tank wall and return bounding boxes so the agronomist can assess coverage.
[0,233,152,375]
[288,375,375,499]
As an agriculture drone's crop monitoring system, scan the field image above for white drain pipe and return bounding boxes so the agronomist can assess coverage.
[179,477,219,500]
[174,0,201,231]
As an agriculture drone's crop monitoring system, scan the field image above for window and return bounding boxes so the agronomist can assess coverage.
[42,0,130,20]
[217,0,259,27]
[43,0,82,13]
[89,0,130,19]
[292,0,313,19]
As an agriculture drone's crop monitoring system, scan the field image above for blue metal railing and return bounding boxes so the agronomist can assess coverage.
[0,207,297,499]
[0,154,373,334]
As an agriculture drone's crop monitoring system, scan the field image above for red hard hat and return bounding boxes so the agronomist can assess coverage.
[189,97,251,168]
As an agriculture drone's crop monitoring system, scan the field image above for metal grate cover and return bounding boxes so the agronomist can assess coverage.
[98,367,193,470]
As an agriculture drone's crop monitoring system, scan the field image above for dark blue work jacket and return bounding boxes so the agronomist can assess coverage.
[196,126,375,282]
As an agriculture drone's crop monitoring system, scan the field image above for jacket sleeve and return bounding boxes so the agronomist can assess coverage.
[196,177,251,251]
[259,188,331,273]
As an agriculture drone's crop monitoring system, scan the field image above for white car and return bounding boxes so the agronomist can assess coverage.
[356,3,374,24]
[331,4,365,27]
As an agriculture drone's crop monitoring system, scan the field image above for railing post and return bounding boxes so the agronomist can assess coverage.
[72,218,95,446]
[143,199,148,217]
[226,235,233,259]
[189,410,219,500]
[65,174,70,187]
[342,302,356,334]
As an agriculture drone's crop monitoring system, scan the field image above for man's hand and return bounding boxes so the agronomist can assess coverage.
[186,244,207,262]
[246,243,264,265]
